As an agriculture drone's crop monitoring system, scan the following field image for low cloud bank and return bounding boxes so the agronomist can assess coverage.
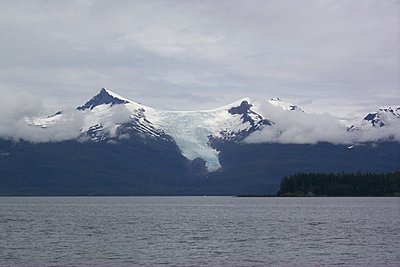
[354,122,400,143]
[0,90,131,143]
[245,101,400,145]
[0,91,84,142]
[0,91,398,144]
[22,109,87,143]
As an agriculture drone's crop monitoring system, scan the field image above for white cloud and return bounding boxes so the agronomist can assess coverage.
[0,90,84,142]
[0,87,135,143]
[246,100,400,144]
[247,101,352,144]
[0,89,398,145]
[15,109,86,143]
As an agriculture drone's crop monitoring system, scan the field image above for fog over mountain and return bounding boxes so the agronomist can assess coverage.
[246,104,351,144]
[1,89,398,148]
[0,90,84,142]
[246,100,400,144]
[1,88,399,196]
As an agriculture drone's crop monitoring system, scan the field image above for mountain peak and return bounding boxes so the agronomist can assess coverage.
[228,100,253,115]
[348,105,400,131]
[77,88,130,110]
[378,106,400,117]
[270,97,281,102]
[268,97,302,111]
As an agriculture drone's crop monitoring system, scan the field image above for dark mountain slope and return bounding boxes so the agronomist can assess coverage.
[1,139,399,195]
[201,142,400,195]
[0,137,198,195]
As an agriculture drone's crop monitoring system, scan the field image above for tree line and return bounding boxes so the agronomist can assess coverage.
[278,172,400,196]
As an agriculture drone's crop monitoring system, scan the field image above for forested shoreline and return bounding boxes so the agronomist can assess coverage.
[278,172,400,197]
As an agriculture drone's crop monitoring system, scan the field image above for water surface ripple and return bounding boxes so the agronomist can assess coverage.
[0,197,399,266]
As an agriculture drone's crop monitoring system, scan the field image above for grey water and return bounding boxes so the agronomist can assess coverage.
[0,197,399,267]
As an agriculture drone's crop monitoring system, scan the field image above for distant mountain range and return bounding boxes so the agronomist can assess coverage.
[348,106,400,131]
[0,88,399,195]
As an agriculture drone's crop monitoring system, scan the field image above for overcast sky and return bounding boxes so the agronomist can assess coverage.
[0,0,399,118]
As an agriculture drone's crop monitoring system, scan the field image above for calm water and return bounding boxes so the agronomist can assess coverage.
[0,197,399,267]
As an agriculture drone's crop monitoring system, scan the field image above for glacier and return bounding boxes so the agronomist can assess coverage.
[19,88,400,171]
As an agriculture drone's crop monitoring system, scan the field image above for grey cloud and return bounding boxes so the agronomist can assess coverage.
[0,0,398,114]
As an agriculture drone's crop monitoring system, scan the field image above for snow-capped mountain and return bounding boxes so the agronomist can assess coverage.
[348,106,400,132]
[77,88,130,110]
[33,88,272,171]
[268,97,303,112]
[3,88,400,196]
[26,88,400,171]
[147,99,272,171]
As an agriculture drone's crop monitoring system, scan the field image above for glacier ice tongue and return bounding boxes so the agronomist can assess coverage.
[148,110,223,171]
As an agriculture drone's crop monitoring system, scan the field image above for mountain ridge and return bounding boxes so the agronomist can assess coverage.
[18,88,400,170]
[1,88,399,195]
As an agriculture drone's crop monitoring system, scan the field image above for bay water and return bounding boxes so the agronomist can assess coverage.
[0,197,399,266]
